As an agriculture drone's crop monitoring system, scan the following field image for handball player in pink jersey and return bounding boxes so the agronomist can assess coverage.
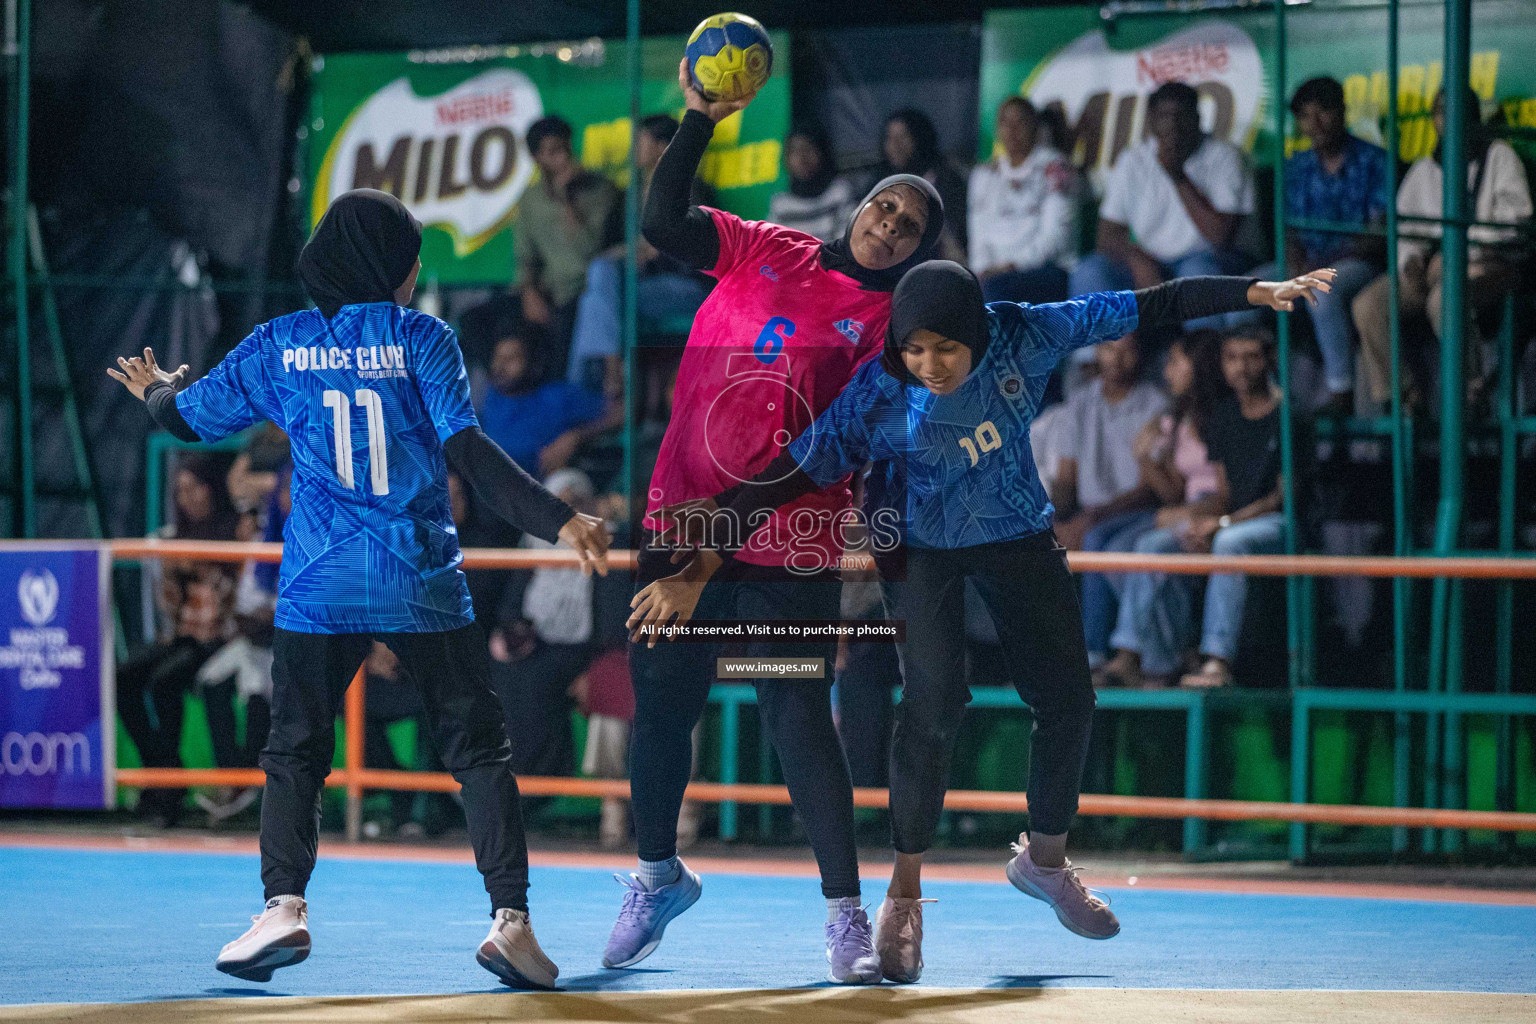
[599,58,943,983]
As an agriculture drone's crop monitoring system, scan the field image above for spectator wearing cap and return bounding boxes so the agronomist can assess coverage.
[1234,76,1387,416]
[516,115,622,377]
[968,96,1076,305]
[1070,82,1255,330]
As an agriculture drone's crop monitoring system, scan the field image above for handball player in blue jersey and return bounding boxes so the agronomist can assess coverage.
[108,189,609,990]
[631,259,1333,982]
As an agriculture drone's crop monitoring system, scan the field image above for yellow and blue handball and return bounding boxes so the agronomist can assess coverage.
[686,13,773,103]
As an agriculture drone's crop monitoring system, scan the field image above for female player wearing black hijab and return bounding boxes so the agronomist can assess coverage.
[634,259,1335,982]
[600,59,943,985]
[109,188,610,989]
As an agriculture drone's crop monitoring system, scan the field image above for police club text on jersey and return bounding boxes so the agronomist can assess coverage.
[283,344,409,380]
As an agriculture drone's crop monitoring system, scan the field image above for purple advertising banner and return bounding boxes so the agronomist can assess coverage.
[0,544,114,808]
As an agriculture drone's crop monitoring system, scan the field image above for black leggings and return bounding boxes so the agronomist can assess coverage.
[260,624,529,912]
[879,534,1096,852]
[629,545,859,898]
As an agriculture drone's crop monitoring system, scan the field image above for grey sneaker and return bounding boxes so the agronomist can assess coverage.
[1005,838,1119,939]
[476,908,559,990]
[601,862,702,968]
[874,896,935,983]
[825,900,882,984]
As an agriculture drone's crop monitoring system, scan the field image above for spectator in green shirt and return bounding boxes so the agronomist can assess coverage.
[516,115,621,376]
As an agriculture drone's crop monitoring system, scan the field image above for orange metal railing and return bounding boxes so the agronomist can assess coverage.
[103,539,1536,839]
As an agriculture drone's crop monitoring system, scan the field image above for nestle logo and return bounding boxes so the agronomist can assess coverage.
[759,265,778,281]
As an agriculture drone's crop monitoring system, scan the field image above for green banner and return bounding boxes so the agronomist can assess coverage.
[307,34,790,284]
[980,0,1536,188]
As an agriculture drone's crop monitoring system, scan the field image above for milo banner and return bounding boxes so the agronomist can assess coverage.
[0,545,114,809]
[980,0,1536,190]
[308,34,790,284]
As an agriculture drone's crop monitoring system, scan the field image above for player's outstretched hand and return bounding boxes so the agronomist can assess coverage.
[627,549,723,648]
[1248,268,1337,312]
[106,347,189,402]
[558,512,611,577]
[679,57,756,124]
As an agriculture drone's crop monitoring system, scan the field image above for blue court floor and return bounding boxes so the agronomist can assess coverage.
[3,844,1534,1008]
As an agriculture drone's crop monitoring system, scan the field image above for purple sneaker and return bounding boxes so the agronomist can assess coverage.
[825,900,882,984]
[601,862,702,968]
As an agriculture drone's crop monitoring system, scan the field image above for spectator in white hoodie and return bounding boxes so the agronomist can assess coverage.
[969,96,1077,305]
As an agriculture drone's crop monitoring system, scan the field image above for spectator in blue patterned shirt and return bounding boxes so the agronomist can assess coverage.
[1238,77,1387,416]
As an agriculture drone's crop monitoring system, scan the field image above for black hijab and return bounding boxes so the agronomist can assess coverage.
[880,260,987,380]
[786,122,837,199]
[174,453,241,542]
[819,174,944,292]
[298,189,423,318]
[879,109,943,177]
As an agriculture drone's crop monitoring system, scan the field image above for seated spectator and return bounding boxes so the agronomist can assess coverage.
[1082,330,1224,669]
[516,115,621,376]
[570,647,635,849]
[768,123,860,240]
[119,455,241,826]
[489,469,602,782]
[1050,331,1166,551]
[477,328,618,478]
[195,460,288,823]
[568,113,713,395]
[1104,328,1287,689]
[224,422,290,519]
[1071,82,1255,330]
[969,96,1076,305]
[1237,77,1387,416]
[1050,331,1166,668]
[875,108,969,261]
[1353,87,1532,413]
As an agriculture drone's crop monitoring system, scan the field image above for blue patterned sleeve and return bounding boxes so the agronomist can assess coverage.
[995,292,1140,377]
[786,360,894,487]
[174,328,270,442]
[410,318,479,442]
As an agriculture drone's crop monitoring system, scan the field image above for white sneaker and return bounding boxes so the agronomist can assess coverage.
[476,908,559,990]
[215,897,311,982]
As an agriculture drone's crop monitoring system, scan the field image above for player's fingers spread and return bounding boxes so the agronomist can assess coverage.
[106,368,127,383]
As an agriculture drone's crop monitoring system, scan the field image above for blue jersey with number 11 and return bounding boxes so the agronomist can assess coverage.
[174,302,477,634]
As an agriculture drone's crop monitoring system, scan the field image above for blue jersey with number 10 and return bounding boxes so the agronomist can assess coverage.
[788,291,1139,550]
[175,302,477,634]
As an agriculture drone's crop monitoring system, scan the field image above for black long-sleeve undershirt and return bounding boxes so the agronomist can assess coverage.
[1133,275,1257,329]
[441,427,574,545]
[642,109,721,272]
[143,381,573,544]
[145,381,202,442]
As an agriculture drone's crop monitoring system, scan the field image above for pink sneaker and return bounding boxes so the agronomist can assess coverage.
[1004,838,1119,939]
[477,908,559,990]
[874,896,935,983]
